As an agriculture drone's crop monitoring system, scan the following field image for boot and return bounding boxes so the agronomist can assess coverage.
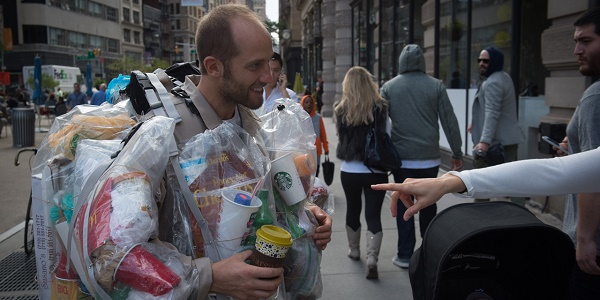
[366,231,383,279]
[346,225,361,260]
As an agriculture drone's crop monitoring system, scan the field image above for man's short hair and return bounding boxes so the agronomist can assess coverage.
[574,7,600,35]
[271,52,283,67]
[195,4,266,74]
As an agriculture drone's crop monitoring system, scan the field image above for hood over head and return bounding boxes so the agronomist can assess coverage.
[483,46,504,77]
[398,44,426,74]
[300,95,316,116]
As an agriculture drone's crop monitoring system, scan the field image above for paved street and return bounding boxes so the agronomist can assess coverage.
[0,110,560,299]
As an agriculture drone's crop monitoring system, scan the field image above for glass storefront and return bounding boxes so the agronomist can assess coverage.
[349,0,550,159]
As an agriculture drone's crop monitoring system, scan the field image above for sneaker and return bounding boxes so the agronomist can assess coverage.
[392,255,409,269]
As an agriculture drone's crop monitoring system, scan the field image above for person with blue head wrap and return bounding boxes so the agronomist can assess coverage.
[470,46,525,204]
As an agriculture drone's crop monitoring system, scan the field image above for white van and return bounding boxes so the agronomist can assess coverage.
[22,65,86,93]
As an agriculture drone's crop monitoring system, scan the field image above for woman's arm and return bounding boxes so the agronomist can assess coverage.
[372,147,600,221]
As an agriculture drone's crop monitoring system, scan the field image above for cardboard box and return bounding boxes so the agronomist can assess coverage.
[32,174,58,300]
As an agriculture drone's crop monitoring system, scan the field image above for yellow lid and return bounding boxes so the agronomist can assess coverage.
[256,225,293,246]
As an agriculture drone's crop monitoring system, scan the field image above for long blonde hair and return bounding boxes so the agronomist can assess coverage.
[335,66,386,126]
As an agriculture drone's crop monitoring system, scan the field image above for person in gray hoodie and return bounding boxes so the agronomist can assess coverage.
[380,44,463,269]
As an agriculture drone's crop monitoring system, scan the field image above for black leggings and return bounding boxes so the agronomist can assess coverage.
[341,171,388,233]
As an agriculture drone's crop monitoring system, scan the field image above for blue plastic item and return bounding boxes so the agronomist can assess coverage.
[106,74,130,103]
[234,193,251,206]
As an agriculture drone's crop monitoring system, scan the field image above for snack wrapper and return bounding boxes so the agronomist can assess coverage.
[178,122,269,259]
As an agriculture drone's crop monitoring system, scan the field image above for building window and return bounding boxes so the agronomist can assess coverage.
[133,11,140,24]
[134,31,140,44]
[23,25,48,44]
[68,31,86,48]
[133,0,139,3]
[89,35,103,51]
[176,3,180,14]
[106,7,117,22]
[108,39,119,53]
[176,19,180,30]
[123,7,130,22]
[49,27,66,46]
[124,29,131,43]
[438,0,469,88]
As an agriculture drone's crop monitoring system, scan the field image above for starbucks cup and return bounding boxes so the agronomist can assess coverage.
[217,190,262,258]
[271,153,307,206]
[250,225,293,268]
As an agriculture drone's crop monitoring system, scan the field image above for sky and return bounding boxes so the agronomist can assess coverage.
[265,0,278,21]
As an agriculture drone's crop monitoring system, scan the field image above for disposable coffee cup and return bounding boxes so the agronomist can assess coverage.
[271,153,307,206]
[250,225,293,268]
[217,190,262,258]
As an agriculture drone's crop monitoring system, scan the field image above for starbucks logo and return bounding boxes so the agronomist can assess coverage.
[274,172,293,191]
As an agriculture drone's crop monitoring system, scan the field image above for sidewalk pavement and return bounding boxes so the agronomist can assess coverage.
[0,113,562,299]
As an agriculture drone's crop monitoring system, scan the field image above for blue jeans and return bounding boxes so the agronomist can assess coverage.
[392,166,439,260]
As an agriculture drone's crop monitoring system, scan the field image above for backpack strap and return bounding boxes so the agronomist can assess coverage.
[145,72,182,123]
[167,142,222,263]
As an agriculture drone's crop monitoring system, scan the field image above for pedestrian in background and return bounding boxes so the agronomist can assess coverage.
[562,8,600,298]
[254,52,298,116]
[90,83,107,105]
[335,66,389,279]
[66,82,87,110]
[470,46,524,204]
[380,44,463,269]
[300,94,329,177]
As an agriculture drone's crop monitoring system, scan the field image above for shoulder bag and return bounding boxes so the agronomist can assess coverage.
[363,107,401,173]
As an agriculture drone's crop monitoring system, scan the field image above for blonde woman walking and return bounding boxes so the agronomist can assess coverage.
[335,66,389,279]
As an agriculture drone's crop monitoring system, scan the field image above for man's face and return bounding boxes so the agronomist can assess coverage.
[218,18,273,110]
[73,83,80,92]
[268,60,282,88]
[478,50,490,76]
[574,24,600,76]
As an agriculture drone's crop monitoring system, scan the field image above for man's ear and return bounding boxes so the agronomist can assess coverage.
[203,56,224,77]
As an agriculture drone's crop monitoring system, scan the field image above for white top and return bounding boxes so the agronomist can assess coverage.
[254,84,299,116]
[450,147,600,198]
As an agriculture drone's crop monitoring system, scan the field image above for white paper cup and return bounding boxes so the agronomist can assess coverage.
[271,153,307,206]
[216,190,262,258]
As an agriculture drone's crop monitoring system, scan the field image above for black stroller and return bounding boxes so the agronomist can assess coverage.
[410,202,574,300]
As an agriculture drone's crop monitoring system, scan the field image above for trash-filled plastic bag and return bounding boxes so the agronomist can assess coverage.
[178,121,270,259]
[260,98,324,299]
[33,104,135,175]
[71,116,198,299]
[309,177,334,216]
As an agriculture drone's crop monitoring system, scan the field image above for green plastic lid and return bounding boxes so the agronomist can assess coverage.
[256,225,293,246]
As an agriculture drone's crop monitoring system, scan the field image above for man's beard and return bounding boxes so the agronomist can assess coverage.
[220,66,262,110]
[579,62,600,77]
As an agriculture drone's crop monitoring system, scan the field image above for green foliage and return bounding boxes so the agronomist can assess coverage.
[93,78,105,89]
[26,73,59,92]
[265,20,280,35]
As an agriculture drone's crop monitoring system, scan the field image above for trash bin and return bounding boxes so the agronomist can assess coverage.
[12,107,35,148]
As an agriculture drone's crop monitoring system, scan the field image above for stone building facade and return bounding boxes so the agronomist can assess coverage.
[282,0,600,219]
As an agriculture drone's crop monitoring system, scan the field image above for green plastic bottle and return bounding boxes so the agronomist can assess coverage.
[242,189,275,246]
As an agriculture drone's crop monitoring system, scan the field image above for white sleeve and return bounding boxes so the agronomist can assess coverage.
[287,89,299,103]
[449,147,600,198]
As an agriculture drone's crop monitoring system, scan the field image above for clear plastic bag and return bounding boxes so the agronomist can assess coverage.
[308,177,334,216]
[259,99,324,299]
[72,116,199,298]
[178,121,270,259]
[33,103,135,175]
